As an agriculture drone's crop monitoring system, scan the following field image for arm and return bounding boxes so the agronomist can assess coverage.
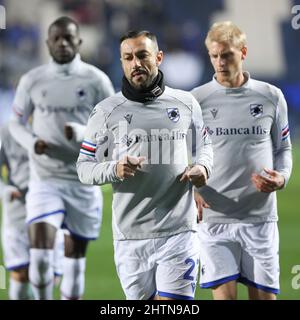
[191,97,213,176]
[8,75,40,154]
[0,135,22,201]
[76,104,121,185]
[181,97,213,187]
[0,139,8,198]
[252,89,292,192]
[272,89,292,187]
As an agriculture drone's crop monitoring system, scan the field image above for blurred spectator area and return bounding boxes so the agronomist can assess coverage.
[0,0,299,136]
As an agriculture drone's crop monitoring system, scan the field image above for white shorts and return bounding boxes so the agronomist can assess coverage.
[197,222,280,294]
[114,231,200,300]
[26,180,103,240]
[1,191,64,274]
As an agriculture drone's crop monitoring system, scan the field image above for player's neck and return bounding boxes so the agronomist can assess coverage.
[216,71,246,88]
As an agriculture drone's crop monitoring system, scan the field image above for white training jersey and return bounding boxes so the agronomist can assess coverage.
[9,54,115,182]
[191,72,292,223]
[77,86,213,240]
[0,124,29,196]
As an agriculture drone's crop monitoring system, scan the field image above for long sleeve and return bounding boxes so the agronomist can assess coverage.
[271,89,293,187]
[97,73,115,102]
[0,139,8,198]
[76,105,120,185]
[8,75,37,154]
[190,97,213,177]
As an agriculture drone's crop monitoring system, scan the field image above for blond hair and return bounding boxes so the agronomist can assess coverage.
[205,21,246,49]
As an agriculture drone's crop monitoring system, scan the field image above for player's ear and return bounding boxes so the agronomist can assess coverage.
[156,50,163,66]
[241,46,247,60]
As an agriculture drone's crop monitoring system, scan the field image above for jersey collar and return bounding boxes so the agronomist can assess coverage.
[212,71,251,91]
[49,53,81,75]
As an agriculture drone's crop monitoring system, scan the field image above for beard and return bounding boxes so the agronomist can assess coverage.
[129,72,157,91]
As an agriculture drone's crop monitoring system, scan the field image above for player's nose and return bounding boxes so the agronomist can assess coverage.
[132,56,142,67]
[57,37,69,47]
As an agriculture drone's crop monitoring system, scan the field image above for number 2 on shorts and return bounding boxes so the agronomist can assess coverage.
[184,258,196,280]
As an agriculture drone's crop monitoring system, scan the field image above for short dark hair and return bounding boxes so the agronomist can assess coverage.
[120,30,158,47]
[48,16,80,35]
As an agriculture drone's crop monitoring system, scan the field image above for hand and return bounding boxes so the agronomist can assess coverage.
[4,186,22,202]
[64,122,86,142]
[251,168,285,193]
[10,190,22,201]
[180,165,208,188]
[64,124,73,140]
[34,139,48,155]
[194,190,210,222]
[116,155,146,180]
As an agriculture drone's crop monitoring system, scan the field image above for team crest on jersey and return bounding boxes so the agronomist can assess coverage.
[210,108,218,119]
[124,113,133,124]
[250,104,263,117]
[167,108,180,122]
[76,87,86,100]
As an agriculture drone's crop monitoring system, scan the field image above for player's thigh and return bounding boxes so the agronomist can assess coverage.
[11,268,29,282]
[26,181,65,229]
[156,231,200,300]
[240,222,279,295]
[198,223,241,288]
[114,239,156,300]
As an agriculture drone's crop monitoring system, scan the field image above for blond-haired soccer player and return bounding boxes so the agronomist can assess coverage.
[191,21,292,300]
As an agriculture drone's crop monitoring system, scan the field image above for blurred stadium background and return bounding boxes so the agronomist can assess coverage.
[0,0,299,299]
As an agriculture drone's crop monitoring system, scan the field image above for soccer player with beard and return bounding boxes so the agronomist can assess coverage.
[77,30,213,300]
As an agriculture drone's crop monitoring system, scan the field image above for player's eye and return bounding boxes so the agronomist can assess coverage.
[136,53,148,60]
[64,35,74,42]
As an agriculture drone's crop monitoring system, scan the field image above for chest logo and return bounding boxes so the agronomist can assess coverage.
[124,113,133,124]
[250,104,263,117]
[210,108,218,119]
[167,108,180,123]
[76,87,86,100]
